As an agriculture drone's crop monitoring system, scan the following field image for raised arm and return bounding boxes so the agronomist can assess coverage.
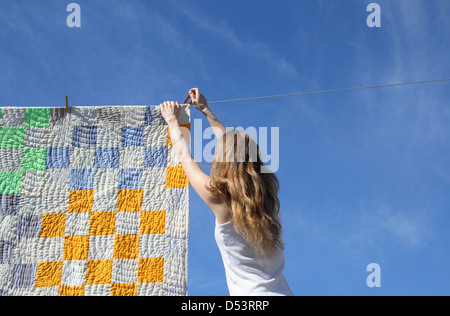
[188,88,226,141]
[160,101,226,219]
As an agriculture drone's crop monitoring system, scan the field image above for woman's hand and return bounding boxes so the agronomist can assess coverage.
[187,88,226,140]
[160,101,181,124]
[188,88,209,113]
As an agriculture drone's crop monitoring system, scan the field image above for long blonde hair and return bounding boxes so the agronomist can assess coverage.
[207,130,283,258]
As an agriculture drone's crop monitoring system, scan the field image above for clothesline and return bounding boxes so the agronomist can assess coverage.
[0,78,449,108]
[204,78,450,105]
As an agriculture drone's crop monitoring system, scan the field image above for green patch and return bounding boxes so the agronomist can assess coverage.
[0,127,26,149]
[22,148,47,171]
[25,108,50,127]
[0,171,23,194]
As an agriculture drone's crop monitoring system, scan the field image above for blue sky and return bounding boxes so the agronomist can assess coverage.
[1,0,449,296]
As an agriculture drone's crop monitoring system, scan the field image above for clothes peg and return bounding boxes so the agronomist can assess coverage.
[183,94,191,105]
[65,95,69,112]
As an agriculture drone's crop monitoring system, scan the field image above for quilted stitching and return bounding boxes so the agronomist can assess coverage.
[0,105,190,296]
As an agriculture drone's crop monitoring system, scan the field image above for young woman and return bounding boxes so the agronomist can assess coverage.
[160,88,294,296]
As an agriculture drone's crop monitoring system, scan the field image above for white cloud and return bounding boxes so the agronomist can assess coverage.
[164,0,298,77]
[348,0,450,151]
[287,203,432,255]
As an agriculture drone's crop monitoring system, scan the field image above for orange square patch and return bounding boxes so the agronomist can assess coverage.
[68,190,95,213]
[59,285,85,296]
[89,212,116,236]
[166,166,189,188]
[86,259,113,285]
[117,189,143,212]
[63,236,90,261]
[40,213,66,238]
[113,235,140,259]
[138,258,164,283]
[35,261,63,287]
[111,283,137,296]
[140,211,166,235]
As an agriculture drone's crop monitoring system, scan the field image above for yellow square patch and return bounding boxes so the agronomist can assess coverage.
[40,213,66,238]
[63,236,90,261]
[89,212,116,236]
[111,283,137,296]
[138,258,164,283]
[113,235,140,259]
[59,285,85,296]
[117,189,143,212]
[166,166,189,188]
[35,261,63,287]
[86,260,113,285]
[140,211,166,235]
[68,190,95,213]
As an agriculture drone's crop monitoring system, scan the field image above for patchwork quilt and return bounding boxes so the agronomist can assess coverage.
[0,105,190,296]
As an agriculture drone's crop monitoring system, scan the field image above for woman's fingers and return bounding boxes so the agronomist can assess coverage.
[189,90,196,103]
[189,88,201,102]
[160,101,181,111]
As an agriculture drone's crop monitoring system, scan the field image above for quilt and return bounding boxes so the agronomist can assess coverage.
[0,105,190,296]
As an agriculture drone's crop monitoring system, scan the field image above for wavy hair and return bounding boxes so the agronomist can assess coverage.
[207,130,283,258]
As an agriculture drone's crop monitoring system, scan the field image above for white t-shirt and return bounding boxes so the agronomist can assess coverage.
[215,221,294,296]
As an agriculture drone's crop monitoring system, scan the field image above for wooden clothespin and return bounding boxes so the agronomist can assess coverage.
[65,95,69,112]
[183,94,191,105]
